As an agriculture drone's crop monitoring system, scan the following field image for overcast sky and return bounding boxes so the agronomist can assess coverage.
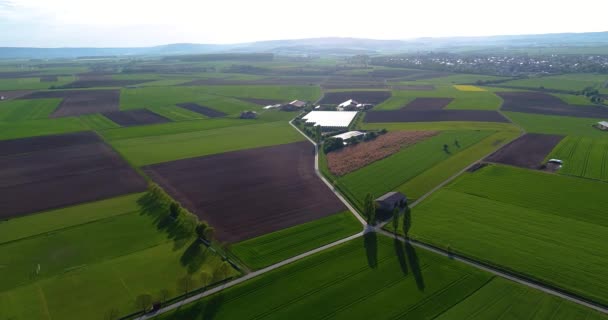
[1,0,607,47]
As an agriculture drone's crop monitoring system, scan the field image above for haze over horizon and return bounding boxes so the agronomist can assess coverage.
[1,0,607,47]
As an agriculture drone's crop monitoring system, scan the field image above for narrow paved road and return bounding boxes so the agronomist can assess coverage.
[141,118,606,319]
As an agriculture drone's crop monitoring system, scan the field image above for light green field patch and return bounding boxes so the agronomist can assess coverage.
[231,211,361,270]
[147,105,207,121]
[0,117,88,140]
[362,120,519,132]
[0,98,60,121]
[505,112,606,138]
[110,121,304,166]
[374,86,502,111]
[78,113,120,130]
[548,136,608,181]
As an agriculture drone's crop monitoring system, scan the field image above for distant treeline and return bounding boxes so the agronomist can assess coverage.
[164,53,274,62]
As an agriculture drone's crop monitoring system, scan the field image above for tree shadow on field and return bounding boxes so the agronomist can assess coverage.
[364,231,378,269]
[166,295,223,320]
[180,240,210,274]
[405,242,425,291]
[202,294,225,320]
[137,193,191,250]
[393,237,408,276]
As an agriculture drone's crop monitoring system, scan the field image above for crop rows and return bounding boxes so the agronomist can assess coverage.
[549,136,608,181]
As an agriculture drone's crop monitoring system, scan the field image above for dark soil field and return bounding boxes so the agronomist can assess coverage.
[484,133,564,169]
[143,141,346,243]
[365,110,510,123]
[39,75,58,82]
[175,103,227,117]
[0,71,39,79]
[181,76,326,86]
[318,91,392,105]
[391,85,435,90]
[403,97,454,110]
[20,89,120,117]
[0,90,33,100]
[497,91,608,118]
[0,131,147,218]
[102,109,170,126]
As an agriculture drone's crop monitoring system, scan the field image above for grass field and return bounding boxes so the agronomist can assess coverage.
[0,98,60,121]
[551,93,595,105]
[337,130,493,207]
[147,105,207,121]
[390,74,509,85]
[500,73,608,93]
[109,121,304,165]
[157,236,604,320]
[0,193,234,320]
[548,136,608,181]
[375,85,503,111]
[387,165,608,305]
[505,112,606,137]
[78,113,120,130]
[230,211,361,270]
[0,76,75,90]
[0,117,88,140]
[398,130,520,201]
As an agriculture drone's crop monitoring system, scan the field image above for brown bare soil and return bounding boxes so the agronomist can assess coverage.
[20,89,120,117]
[102,109,170,127]
[0,90,33,100]
[485,133,564,169]
[403,97,454,110]
[39,75,58,82]
[497,91,608,118]
[0,131,147,218]
[364,110,509,123]
[318,91,392,105]
[175,103,227,117]
[327,131,439,176]
[143,141,346,243]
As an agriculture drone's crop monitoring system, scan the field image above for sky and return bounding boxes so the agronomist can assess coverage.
[1,0,607,47]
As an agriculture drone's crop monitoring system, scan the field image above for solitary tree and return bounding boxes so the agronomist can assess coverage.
[315,125,322,143]
[177,275,194,297]
[392,207,399,234]
[195,222,208,239]
[199,271,211,291]
[364,193,376,225]
[203,227,216,241]
[169,202,180,219]
[402,205,412,238]
[159,288,171,305]
[443,144,449,153]
[135,293,153,313]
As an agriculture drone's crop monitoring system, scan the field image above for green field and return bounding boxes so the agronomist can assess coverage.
[0,193,235,319]
[0,76,76,90]
[0,98,61,121]
[77,113,120,130]
[388,165,608,305]
[361,120,519,132]
[230,211,361,270]
[505,112,606,137]
[375,85,503,111]
[337,130,493,206]
[109,121,304,165]
[548,136,608,181]
[158,236,603,320]
[500,73,608,93]
[147,105,207,121]
[398,130,520,200]
[0,117,89,140]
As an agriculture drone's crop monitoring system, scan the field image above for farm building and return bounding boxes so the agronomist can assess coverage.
[240,111,257,119]
[331,131,365,144]
[281,100,307,111]
[264,104,282,110]
[375,192,407,212]
[302,111,358,129]
[598,121,608,130]
[337,99,373,111]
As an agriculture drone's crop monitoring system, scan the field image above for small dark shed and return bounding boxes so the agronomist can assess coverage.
[375,192,407,212]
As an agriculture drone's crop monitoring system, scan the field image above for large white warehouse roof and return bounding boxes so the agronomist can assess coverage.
[302,111,358,128]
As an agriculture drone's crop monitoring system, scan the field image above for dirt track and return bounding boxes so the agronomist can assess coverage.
[365,110,510,123]
[484,133,564,169]
[102,109,170,126]
[175,103,227,117]
[318,91,392,105]
[0,131,147,218]
[143,141,346,243]
[497,92,608,118]
[20,89,120,117]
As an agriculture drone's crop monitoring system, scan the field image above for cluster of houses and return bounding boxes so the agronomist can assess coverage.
[265,98,374,113]
[336,99,373,111]
[264,100,307,111]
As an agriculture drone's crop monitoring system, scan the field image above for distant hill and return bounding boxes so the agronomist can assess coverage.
[1,32,608,59]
